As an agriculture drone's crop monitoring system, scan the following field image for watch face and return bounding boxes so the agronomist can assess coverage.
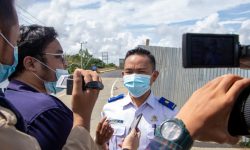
[161,121,182,141]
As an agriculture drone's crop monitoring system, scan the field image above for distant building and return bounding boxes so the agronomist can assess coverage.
[138,45,250,107]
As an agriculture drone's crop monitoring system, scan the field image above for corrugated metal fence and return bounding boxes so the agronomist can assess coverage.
[139,45,250,107]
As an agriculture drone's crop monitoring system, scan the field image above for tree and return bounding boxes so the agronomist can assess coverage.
[66,48,108,73]
[65,54,81,73]
[105,63,117,68]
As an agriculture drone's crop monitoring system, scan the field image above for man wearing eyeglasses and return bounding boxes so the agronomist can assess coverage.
[4,24,73,150]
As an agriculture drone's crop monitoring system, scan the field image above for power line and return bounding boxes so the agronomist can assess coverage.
[17,10,36,25]
[16,3,45,26]
[17,9,39,25]
[19,16,33,25]
[102,52,109,64]
[19,13,36,24]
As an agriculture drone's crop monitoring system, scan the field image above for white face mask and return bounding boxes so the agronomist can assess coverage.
[0,32,18,82]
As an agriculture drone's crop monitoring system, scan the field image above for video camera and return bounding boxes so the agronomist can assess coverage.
[182,33,250,136]
[56,75,104,95]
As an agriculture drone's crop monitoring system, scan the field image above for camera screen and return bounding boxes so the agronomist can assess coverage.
[182,33,239,68]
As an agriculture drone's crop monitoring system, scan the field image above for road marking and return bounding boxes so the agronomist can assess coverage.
[110,78,119,97]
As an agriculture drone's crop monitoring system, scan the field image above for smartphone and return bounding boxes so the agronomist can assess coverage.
[128,114,142,133]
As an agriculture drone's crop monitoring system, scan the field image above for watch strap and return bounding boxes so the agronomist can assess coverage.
[176,118,194,149]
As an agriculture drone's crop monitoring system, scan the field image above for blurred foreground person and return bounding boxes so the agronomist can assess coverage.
[146,74,250,150]
[0,0,19,83]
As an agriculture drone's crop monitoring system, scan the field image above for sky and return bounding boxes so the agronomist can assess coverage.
[16,0,250,65]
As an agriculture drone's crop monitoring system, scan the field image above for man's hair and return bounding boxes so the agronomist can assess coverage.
[0,0,18,39]
[125,47,156,70]
[9,24,58,80]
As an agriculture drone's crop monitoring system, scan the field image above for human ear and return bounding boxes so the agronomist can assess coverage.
[151,71,159,83]
[23,56,37,72]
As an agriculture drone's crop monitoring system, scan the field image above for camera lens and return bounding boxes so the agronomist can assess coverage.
[243,93,250,132]
[228,85,250,136]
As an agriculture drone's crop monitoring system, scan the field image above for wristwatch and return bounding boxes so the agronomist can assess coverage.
[155,118,194,149]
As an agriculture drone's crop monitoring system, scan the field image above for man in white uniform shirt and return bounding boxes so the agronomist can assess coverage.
[102,47,178,150]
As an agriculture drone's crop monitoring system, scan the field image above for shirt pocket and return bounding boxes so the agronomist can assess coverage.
[146,125,156,145]
[113,125,126,136]
[109,125,126,150]
[147,127,155,139]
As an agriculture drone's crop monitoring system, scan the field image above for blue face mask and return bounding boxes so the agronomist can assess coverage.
[33,58,69,94]
[123,74,151,98]
[0,32,18,82]
[44,69,69,94]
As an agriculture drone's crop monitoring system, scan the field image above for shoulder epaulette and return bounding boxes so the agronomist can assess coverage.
[108,94,124,103]
[158,97,176,110]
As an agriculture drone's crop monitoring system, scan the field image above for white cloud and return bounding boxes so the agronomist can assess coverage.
[16,0,250,65]
[188,13,227,33]
[153,13,249,48]
[239,20,250,44]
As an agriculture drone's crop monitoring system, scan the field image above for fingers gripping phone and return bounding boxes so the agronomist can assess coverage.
[128,114,142,133]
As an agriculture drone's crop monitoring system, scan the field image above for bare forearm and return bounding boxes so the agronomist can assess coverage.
[73,113,91,131]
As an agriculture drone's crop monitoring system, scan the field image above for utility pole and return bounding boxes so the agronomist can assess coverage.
[102,52,108,64]
[80,41,87,68]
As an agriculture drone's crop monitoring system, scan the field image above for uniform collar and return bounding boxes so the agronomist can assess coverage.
[122,94,132,108]
[122,92,157,109]
[146,92,157,109]
[7,80,39,93]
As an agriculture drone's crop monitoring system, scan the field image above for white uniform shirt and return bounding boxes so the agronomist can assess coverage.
[102,92,178,150]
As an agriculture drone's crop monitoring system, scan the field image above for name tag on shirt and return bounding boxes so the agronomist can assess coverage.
[108,119,124,124]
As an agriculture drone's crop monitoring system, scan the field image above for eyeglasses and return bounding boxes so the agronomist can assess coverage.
[42,53,66,63]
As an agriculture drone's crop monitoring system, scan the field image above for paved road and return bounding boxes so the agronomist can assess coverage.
[58,70,249,150]
[100,69,123,78]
